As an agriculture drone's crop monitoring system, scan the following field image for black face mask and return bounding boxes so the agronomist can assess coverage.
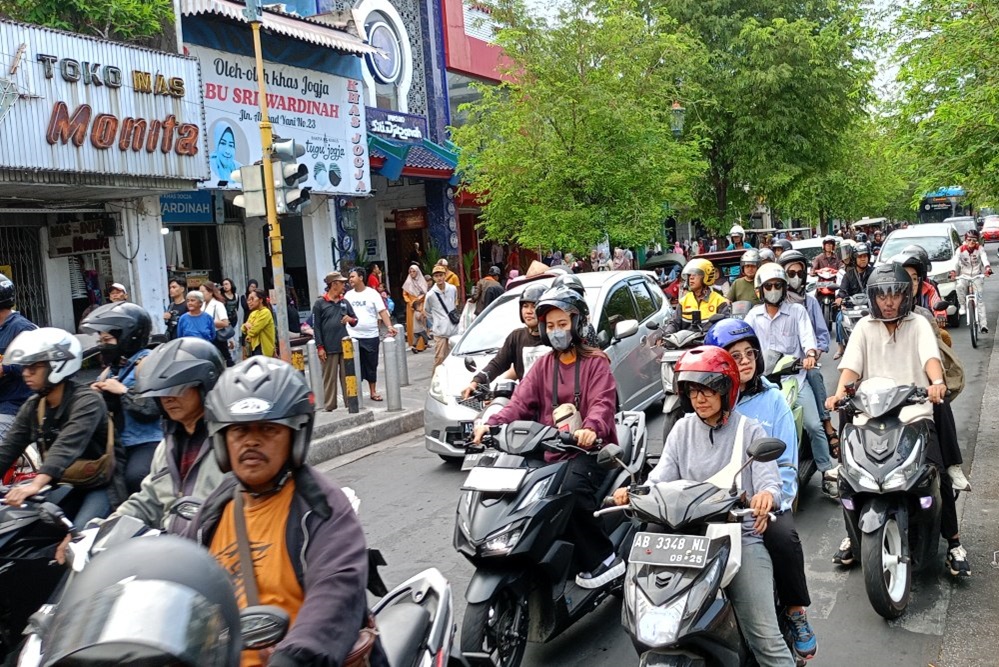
[98,343,121,368]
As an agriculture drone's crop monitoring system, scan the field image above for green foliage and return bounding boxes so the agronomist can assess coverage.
[452,0,707,253]
[0,0,172,41]
[462,249,477,286]
[422,244,443,276]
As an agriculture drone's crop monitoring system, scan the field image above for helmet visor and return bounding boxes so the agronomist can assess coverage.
[868,280,912,321]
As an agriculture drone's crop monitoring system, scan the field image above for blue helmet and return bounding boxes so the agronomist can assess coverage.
[705,318,763,378]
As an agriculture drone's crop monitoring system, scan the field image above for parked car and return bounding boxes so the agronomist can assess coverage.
[943,216,978,239]
[876,222,962,326]
[424,270,670,461]
[980,215,999,242]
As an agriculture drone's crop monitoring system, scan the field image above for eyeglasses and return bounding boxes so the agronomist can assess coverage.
[761,282,783,291]
[730,349,758,364]
[684,385,718,399]
[785,269,805,279]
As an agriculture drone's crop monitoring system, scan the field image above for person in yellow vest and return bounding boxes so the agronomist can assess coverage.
[664,258,731,334]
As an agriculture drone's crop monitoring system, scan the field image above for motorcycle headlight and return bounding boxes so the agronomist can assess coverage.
[637,590,688,647]
[480,519,527,556]
[843,437,880,491]
[660,362,675,393]
[683,558,723,621]
[883,439,923,491]
[516,476,554,512]
[429,365,449,405]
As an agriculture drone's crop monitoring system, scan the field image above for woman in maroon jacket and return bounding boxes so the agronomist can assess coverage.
[472,286,622,589]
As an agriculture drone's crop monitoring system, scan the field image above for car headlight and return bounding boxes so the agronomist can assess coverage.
[660,362,675,392]
[637,590,687,647]
[480,520,527,556]
[429,365,449,405]
[516,476,554,511]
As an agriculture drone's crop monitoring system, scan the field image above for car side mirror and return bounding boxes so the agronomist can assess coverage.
[613,319,639,341]
[748,437,786,463]
[240,605,291,650]
[646,320,660,330]
[597,444,624,469]
[464,356,477,373]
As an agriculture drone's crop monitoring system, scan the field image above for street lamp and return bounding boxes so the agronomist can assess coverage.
[670,101,686,139]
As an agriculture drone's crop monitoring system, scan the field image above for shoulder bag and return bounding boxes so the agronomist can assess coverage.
[36,399,115,489]
[434,290,461,326]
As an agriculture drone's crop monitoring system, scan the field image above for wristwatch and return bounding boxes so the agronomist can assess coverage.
[932,379,944,386]
[805,351,818,359]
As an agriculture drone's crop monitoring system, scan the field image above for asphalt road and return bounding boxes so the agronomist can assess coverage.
[320,284,999,667]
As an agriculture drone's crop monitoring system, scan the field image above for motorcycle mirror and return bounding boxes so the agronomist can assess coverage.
[240,605,291,650]
[933,300,948,312]
[464,356,477,372]
[747,438,786,463]
[597,444,624,468]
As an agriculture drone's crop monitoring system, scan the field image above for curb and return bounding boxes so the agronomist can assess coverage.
[311,410,375,439]
[307,408,425,464]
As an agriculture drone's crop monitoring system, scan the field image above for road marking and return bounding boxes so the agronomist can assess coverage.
[314,428,423,472]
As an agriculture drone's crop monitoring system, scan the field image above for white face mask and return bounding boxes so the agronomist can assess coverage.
[788,275,804,291]
[763,287,784,305]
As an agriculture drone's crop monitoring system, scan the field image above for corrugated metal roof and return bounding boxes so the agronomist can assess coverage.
[181,0,380,55]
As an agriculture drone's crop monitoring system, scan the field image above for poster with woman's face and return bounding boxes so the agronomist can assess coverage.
[208,121,248,185]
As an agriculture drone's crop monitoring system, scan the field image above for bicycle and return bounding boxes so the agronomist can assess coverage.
[958,273,986,348]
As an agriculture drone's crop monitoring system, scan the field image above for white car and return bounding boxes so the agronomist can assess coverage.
[876,222,962,326]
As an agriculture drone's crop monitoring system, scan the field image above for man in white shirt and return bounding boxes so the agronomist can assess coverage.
[955,229,992,333]
[346,267,396,402]
[424,265,459,368]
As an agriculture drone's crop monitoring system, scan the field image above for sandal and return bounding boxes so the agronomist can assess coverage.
[370,394,384,402]
[833,351,843,360]
[827,432,841,459]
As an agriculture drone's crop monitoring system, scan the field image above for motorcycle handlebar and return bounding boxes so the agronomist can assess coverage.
[730,508,777,522]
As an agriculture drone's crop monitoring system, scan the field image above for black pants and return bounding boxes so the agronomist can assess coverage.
[762,512,811,607]
[933,401,963,467]
[561,455,614,572]
[357,336,380,384]
[123,441,159,495]
[924,426,960,539]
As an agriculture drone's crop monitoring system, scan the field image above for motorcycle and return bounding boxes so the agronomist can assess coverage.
[456,380,519,470]
[814,267,840,329]
[648,329,705,445]
[834,378,942,619]
[840,293,870,344]
[454,414,647,667]
[760,351,819,506]
[595,438,797,666]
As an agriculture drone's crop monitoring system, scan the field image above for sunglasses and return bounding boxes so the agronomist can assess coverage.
[785,269,805,279]
[730,349,758,364]
[761,282,783,291]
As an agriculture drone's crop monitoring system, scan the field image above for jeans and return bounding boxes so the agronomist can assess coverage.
[728,541,796,667]
[74,488,112,527]
[805,367,830,422]
[834,311,845,345]
[957,275,987,328]
[797,380,833,472]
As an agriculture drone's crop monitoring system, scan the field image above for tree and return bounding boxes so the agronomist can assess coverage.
[656,0,873,228]
[451,0,707,253]
[0,0,172,42]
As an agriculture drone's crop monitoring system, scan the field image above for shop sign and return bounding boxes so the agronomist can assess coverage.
[395,207,428,230]
[188,45,370,196]
[47,216,115,258]
[0,20,207,180]
[160,191,217,224]
[366,108,427,144]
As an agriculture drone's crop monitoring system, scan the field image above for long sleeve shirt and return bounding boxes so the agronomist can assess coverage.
[472,327,547,385]
[956,243,991,277]
[837,265,874,300]
[0,311,37,415]
[245,307,276,357]
[786,292,830,353]
[312,294,357,354]
[736,379,799,512]
[744,301,817,386]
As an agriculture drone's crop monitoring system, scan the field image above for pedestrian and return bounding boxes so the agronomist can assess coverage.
[241,279,259,323]
[346,267,397,402]
[163,277,188,340]
[220,279,240,330]
[312,272,358,412]
[507,247,520,274]
[436,259,461,293]
[367,262,383,290]
[242,288,275,357]
[176,291,216,343]
[108,283,128,303]
[472,266,504,315]
[0,273,36,441]
[199,281,234,367]
[402,264,429,352]
[425,265,459,368]
[491,242,505,273]
[408,242,424,268]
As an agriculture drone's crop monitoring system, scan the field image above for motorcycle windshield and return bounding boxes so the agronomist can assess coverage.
[854,377,915,419]
[633,480,738,529]
[497,421,558,456]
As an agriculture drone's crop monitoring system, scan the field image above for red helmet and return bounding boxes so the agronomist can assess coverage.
[674,345,741,415]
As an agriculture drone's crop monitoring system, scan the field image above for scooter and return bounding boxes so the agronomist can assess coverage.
[596,438,795,666]
[650,329,705,445]
[840,293,870,344]
[761,352,819,506]
[457,380,518,470]
[834,378,942,620]
[455,414,647,667]
[814,267,840,329]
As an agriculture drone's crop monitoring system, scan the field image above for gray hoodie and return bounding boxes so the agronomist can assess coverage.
[649,411,782,543]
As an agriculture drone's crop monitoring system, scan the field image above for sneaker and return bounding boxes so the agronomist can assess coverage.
[832,537,855,567]
[821,470,839,499]
[959,306,966,316]
[786,609,817,659]
[981,325,989,334]
[946,544,971,578]
[948,465,972,492]
[575,556,625,589]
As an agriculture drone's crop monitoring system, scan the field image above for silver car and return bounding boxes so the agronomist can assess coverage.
[425,271,671,461]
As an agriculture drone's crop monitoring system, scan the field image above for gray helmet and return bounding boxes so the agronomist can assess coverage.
[867,263,913,322]
[771,239,792,252]
[740,249,761,268]
[204,357,315,473]
[777,249,808,270]
[854,242,871,257]
[758,248,776,263]
[134,337,225,399]
[488,265,501,277]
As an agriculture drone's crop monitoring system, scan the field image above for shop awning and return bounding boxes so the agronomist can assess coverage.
[368,135,459,183]
[181,0,380,55]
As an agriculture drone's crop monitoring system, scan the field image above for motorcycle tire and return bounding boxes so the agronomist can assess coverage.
[861,518,911,619]
[461,587,529,667]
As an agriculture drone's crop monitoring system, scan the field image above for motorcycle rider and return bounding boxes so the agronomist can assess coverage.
[825,263,969,578]
[705,320,817,660]
[471,286,623,589]
[0,328,120,525]
[664,259,731,334]
[771,238,792,260]
[726,224,753,279]
[744,265,837,498]
[462,283,549,399]
[955,229,992,333]
[0,273,37,440]
[833,242,874,359]
[810,236,842,274]
[613,346,794,667]
[871,229,884,255]
[180,356,388,667]
[80,302,161,494]
[727,249,762,305]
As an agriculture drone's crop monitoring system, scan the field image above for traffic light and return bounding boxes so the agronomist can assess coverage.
[231,163,267,218]
[271,138,311,215]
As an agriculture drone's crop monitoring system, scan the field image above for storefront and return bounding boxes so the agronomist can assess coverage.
[0,18,207,330]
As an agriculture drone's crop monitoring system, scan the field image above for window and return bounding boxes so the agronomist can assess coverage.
[629,280,657,321]
[598,283,638,339]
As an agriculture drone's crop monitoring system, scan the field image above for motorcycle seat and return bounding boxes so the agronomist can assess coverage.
[375,601,430,667]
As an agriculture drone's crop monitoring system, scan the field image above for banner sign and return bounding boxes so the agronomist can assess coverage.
[160,191,217,224]
[188,45,370,196]
[366,108,427,144]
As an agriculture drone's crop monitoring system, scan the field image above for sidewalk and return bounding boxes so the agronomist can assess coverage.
[305,342,436,464]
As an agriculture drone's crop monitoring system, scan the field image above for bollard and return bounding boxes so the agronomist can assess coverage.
[394,324,409,387]
[382,335,403,412]
[342,336,360,414]
[305,340,325,410]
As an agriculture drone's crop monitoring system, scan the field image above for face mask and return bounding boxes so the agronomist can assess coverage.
[788,275,803,291]
[98,343,120,367]
[548,328,572,352]
[763,288,783,305]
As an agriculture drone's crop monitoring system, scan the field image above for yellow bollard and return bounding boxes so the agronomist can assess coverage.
[342,336,360,413]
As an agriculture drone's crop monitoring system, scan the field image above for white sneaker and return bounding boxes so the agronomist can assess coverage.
[575,557,625,589]
[948,465,972,491]
[959,306,966,316]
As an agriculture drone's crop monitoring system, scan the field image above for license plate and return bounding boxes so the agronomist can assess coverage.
[461,452,485,471]
[462,467,527,493]
[460,421,475,440]
[629,532,710,569]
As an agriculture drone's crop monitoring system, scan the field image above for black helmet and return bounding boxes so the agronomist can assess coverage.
[856,232,868,242]
[79,302,152,358]
[867,263,913,321]
[42,535,241,666]
[855,242,871,257]
[534,286,590,347]
[892,251,927,281]
[0,273,14,309]
[518,283,546,325]
[134,337,225,400]
[204,357,315,473]
[771,238,792,252]
[902,244,930,268]
[551,273,585,297]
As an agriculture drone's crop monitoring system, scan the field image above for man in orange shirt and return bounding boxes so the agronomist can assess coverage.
[180,357,386,667]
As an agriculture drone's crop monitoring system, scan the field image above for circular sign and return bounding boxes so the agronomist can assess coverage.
[448,217,457,232]
[447,202,456,215]
[341,235,354,253]
[366,21,402,84]
[449,232,459,249]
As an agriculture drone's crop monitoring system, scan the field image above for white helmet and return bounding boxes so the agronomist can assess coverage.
[754,263,788,305]
[729,224,746,238]
[5,327,82,387]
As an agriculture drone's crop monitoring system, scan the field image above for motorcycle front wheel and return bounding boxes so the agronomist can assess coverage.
[861,517,911,619]
[461,586,529,667]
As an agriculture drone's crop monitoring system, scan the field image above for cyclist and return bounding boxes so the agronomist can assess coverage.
[955,229,992,333]
[664,259,731,334]
[727,250,762,305]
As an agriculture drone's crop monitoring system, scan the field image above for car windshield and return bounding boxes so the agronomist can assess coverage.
[880,235,953,262]
[454,293,522,355]
[796,245,823,262]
